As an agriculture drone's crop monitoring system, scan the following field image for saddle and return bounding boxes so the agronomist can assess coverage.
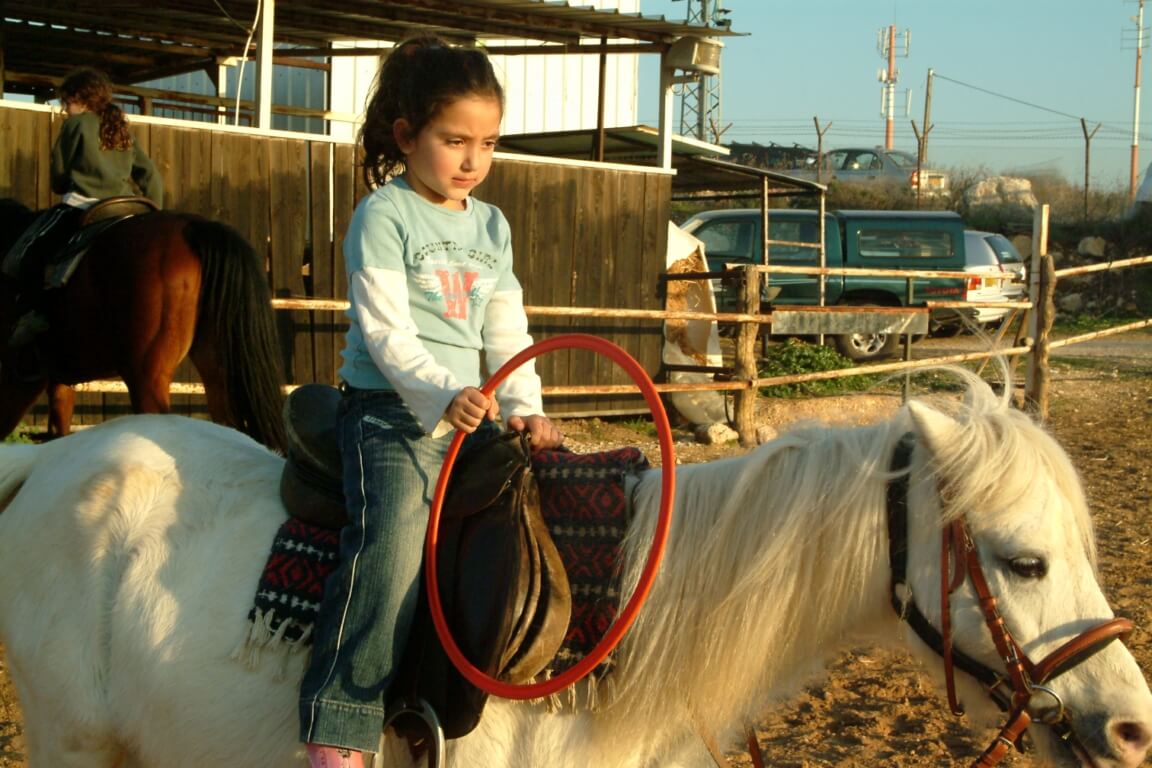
[1,196,159,288]
[279,384,572,739]
[51,196,159,287]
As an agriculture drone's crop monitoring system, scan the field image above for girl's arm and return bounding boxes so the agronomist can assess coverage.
[349,267,465,433]
[482,286,563,449]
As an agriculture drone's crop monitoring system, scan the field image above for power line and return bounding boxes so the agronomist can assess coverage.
[931,72,1088,122]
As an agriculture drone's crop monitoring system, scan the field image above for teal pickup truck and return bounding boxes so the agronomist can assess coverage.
[679,208,969,361]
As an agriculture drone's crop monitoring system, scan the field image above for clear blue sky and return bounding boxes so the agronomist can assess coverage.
[637,0,1148,188]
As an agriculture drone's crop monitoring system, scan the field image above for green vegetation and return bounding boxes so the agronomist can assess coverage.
[619,416,658,438]
[1053,314,1148,335]
[757,338,881,398]
[3,426,34,444]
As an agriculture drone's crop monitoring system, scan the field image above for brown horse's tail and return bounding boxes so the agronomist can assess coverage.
[182,219,287,453]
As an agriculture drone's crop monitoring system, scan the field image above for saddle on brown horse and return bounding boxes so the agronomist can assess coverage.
[279,384,572,739]
[2,196,159,288]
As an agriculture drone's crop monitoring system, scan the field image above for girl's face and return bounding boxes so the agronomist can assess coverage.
[394,95,501,209]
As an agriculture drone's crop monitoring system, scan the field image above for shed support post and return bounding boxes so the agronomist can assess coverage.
[657,54,675,169]
[255,0,276,130]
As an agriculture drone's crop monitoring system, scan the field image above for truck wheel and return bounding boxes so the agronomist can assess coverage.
[833,331,900,362]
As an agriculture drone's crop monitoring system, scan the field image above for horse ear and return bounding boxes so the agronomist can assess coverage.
[907,401,958,459]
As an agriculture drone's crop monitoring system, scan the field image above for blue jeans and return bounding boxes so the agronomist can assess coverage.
[298,388,495,751]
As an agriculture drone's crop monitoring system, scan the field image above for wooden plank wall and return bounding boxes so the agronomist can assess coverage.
[1,104,670,426]
[476,160,669,415]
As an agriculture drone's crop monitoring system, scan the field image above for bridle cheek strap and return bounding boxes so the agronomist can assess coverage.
[888,434,1135,768]
[941,519,968,716]
[943,523,1133,766]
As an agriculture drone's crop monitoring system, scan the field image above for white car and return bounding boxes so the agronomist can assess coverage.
[931,230,1027,333]
[818,147,950,196]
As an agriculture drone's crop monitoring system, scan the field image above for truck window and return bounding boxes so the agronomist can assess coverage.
[858,229,954,260]
[766,220,820,264]
[693,220,756,262]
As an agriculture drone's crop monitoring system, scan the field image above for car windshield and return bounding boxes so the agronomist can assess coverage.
[884,151,918,169]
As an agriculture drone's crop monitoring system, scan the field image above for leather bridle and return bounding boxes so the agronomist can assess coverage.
[887,434,1133,767]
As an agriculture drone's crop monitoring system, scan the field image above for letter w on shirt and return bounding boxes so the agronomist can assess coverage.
[435,269,478,319]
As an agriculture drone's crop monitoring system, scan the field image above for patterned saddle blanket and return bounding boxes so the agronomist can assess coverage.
[241,447,649,682]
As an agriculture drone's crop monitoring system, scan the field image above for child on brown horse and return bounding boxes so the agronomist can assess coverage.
[7,67,164,349]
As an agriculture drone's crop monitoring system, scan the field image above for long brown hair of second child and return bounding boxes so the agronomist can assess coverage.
[57,68,132,152]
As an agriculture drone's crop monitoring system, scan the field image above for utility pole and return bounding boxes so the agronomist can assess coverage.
[910,68,934,209]
[674,0,731,143]
[813,117,832,183]
[1128,0,1146,202]
[1082,118,1101,220]
[877,25,910,149]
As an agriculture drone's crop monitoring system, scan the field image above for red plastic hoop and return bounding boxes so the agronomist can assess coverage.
[425,333,676,700]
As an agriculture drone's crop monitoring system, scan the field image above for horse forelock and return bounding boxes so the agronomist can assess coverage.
[911,370,1096,565]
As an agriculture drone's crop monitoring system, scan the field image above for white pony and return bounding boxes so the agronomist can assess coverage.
[0,370,1150,768]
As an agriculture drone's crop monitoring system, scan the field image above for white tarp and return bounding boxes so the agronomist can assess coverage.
[662,223,730,427]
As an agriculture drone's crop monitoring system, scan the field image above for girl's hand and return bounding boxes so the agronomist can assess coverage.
[443,387,498,433]
[508,414,564,451]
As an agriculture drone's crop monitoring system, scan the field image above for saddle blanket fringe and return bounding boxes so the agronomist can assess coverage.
[238,447,649,683]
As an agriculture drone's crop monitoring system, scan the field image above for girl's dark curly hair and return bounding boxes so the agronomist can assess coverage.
[58,68,133,152]
[360,35,504,190]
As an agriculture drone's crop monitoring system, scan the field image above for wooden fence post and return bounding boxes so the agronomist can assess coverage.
[1025,205,1050,415]
[1024,254,1056,418]
[733,267,761,444]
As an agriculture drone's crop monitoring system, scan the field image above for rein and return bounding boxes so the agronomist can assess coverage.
[886,434,1133,767]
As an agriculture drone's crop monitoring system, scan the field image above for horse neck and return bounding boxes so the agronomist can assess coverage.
[605,419,908,736]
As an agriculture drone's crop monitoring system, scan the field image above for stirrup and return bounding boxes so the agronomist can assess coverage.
[382,697,446,768]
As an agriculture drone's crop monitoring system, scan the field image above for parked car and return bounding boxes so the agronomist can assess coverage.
[808,147,949,195]
[930,230,1027,333]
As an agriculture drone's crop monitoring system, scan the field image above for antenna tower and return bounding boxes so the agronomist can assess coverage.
[877,25,911,149]
[674,0,731,143]
[1126,0,1147,202]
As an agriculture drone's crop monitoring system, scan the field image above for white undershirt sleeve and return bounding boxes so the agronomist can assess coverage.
[350,268,460,433]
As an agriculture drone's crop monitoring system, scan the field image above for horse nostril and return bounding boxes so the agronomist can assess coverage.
[1112,719,1152,757]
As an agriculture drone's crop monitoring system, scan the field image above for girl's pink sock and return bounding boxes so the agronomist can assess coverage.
[305,744,365,768]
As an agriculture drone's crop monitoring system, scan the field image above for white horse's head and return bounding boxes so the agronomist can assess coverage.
[899,382,1152,768]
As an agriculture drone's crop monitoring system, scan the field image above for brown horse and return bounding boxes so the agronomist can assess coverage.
[0,199,286,452]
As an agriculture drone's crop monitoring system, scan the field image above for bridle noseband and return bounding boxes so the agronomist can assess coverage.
[886,434,1133,767]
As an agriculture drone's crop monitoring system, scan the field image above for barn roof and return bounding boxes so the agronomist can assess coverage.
[2,0,736,94]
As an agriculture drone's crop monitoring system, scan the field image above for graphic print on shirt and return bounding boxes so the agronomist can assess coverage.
[410,270,497,320]
[435,269,477,319]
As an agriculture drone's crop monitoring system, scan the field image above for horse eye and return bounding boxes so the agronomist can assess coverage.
[1008,556,1048,579]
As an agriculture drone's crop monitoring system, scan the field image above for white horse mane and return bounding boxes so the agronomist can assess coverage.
[577,366,1096,749]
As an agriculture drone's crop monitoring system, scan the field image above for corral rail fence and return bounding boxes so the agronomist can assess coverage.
[4,100,1148,436]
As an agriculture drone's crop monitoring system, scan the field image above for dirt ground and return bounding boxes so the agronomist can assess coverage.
[1,349,1150,767]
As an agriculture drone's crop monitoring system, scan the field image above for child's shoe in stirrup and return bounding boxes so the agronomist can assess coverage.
[306,744,364,768]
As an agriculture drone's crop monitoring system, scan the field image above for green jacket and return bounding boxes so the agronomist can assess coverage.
[50,111,164,207]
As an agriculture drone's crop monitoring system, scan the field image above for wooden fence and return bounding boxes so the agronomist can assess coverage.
[2,100,672,424]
